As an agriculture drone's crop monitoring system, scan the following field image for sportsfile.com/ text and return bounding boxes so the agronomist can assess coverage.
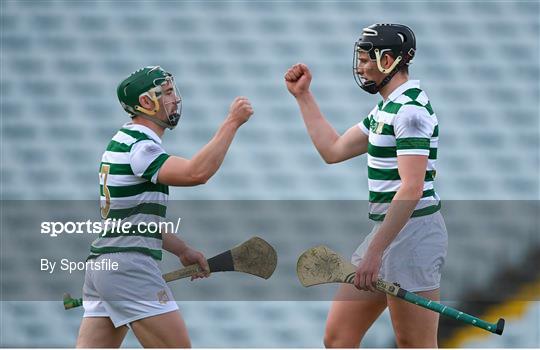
[40,218,182,237]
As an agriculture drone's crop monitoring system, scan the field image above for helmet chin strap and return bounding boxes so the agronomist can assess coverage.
[359,55,404,95]
[137,114,177,130]
[375,49,402,74]
[136,109,181,130]
[359,71,400,95]
[374,67,401,94]
[134,90,181,130]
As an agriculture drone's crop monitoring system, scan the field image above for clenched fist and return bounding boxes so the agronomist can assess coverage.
[284,63,312,98]
[227,96,254,126]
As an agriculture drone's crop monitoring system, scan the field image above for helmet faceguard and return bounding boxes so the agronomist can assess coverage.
[353,24,416,94]
[117,66,183,129]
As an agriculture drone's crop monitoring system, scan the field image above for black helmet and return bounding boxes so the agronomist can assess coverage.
[353,23,416,94]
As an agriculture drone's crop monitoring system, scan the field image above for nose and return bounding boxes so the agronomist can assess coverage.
[355,63,364,75]
[168,96,179,106]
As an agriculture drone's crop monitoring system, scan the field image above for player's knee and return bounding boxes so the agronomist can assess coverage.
[323,328,361,348]
[394,330,436,348]
[322,333,340,348]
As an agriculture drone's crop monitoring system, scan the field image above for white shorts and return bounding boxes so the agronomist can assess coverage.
[82,252,178,328]
[351,211,448,292]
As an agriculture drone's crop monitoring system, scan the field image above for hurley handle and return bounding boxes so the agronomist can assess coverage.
[162,264,204,282]
[376,280,504,335]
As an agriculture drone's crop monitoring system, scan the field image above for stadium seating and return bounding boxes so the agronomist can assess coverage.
[1,0,538,347]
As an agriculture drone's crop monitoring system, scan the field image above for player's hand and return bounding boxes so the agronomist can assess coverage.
[227,96,253,127]
[178,247,210,280]
[353,249,383,292]
[284,63,312,98]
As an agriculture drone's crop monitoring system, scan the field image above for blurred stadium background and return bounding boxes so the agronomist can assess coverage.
[1,0,539,347]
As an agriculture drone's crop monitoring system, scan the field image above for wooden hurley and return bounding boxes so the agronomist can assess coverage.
[64,236,277,310]
[296,246,504,335]
[163,236,277,282]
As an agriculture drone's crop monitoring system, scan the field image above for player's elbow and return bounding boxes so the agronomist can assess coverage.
[324,155,347,164]
[321,151,341,164]
[190,172,210,185]
[185,160,214,185]
[400,182,424,199]
[320,142,350,164]
[323,155,338,164]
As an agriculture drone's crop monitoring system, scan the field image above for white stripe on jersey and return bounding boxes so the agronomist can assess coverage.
[368,157,398,169]
[101,192,169,209]
[369,134,396,147]
[112,131,138,146]
[368,179,435,193]
[102,151,130,164]
[104,174,147,187]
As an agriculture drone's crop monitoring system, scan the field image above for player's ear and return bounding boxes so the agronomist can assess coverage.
[139,95,153,109]
[383,53,394,70]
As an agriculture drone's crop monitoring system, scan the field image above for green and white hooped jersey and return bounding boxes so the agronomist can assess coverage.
[89,123,170,261]
[358,80,440,221]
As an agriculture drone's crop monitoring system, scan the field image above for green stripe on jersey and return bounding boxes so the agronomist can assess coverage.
[101,162,133,175]
[100,222,164,240]
[107,202,167,220]
[119,128,152,141]
[89,246,162,260]
[382,101,402,114]
[432,125,439,137]
[101,181,169,197]
[396,137,430,150]
[425,102,434,115]
[142,153,170,181]
[106,140,132,153]
[369,189,435,203]
[380,123,395,135]
[368,145,437,159]
[403,88,422,101]
[380,99,433,117]
[363,117,370,130]
[368,143,396,158]
[404,100,434,115]
[369,202,441,221]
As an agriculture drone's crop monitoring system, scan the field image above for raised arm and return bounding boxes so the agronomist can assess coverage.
[285,63,368,163]
[158,97,253,186]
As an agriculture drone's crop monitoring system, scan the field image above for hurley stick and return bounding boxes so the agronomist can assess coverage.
[296,245,504,335]
[64,236,277,310]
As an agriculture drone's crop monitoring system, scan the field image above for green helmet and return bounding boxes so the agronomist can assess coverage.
[117,66,182,129]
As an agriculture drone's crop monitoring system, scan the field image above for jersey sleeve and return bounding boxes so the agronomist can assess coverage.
[357,106,377,136]
[394,105,436,156]
[129,140,170,183]
[357,115,370,136]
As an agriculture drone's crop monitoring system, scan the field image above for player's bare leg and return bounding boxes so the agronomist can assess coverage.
[387,288,440,348]
[324,284,387,348]
[76,317,128,348]
[130,310,191,348]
